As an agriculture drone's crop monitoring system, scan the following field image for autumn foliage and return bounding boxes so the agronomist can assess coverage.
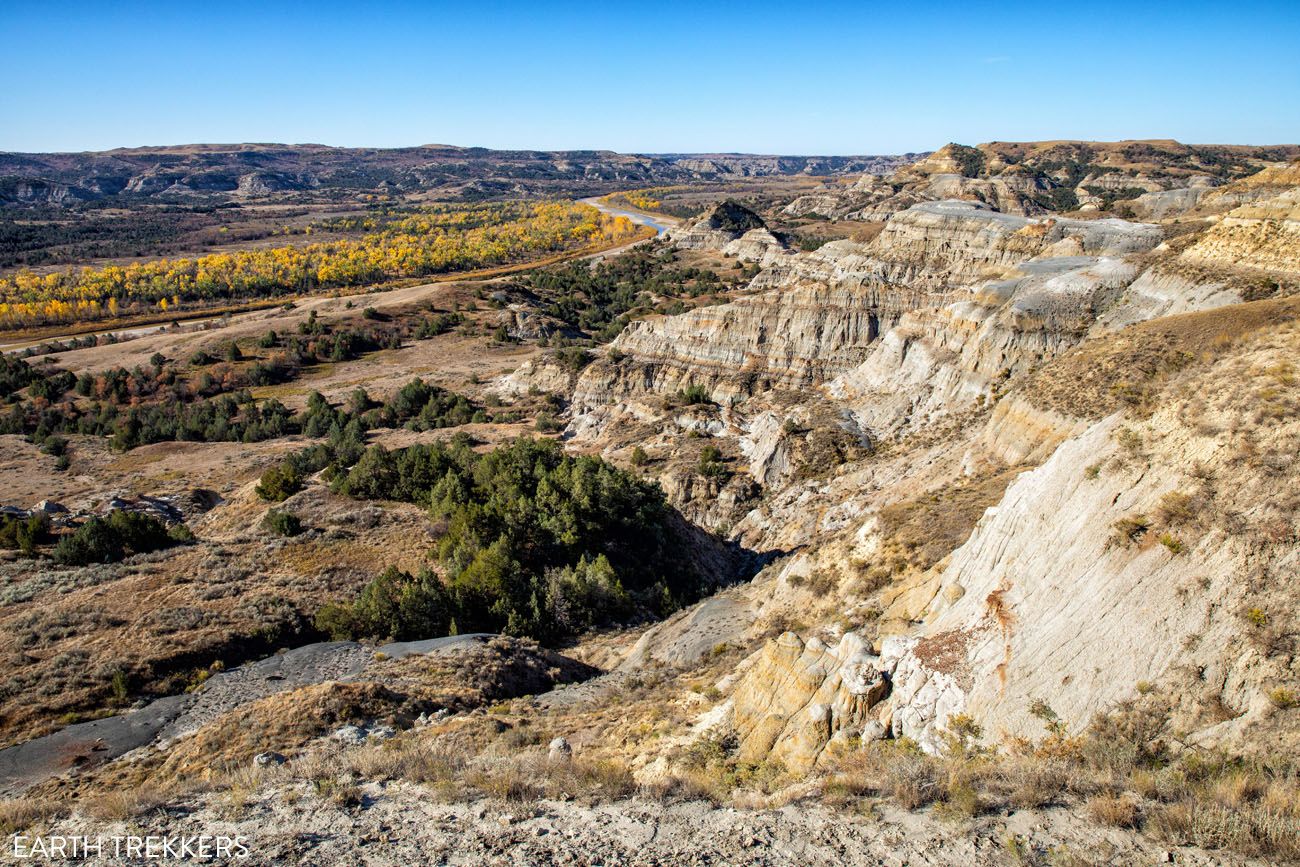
[0,202,640,328]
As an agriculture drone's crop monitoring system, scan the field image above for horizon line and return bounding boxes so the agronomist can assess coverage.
[4,138,1300,158]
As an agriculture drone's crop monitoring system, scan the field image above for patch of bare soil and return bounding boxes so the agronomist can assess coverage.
[38,784,1257,867]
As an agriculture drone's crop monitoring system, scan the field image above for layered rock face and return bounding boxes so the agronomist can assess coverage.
[1093,176,1300,329]
[721,228,795,267]
[1,179,89,205]
[782,191,858,219]
[786,142,1298,224]
[1195,159,1300,212]
[829,256,1141,442]
[1179,188,1300,275]
[572,283,887,409]
[670,200,794,266]
[1128,186,1209,219]
[974,395,1090,467]
[880,322,1300,754]
[663,153,919,179]
[572,201,1161,431]
[1093,267,1242,330]
[688,318,1299,766]
[670,201,768,249]
[758,202,1160,297]
[1106,160,1300,224]
[555,162,1300,774]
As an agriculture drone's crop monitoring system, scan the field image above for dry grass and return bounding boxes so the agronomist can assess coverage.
[21,650,1300,866]
[80,785,166,822]
[0,797,63,835]
[1019,297,1300,421]
[851,466,1025,597]
[1150,799,1300,860]
[340,738,467,786]
[336,739,636,806]
[810,697,1300,862]
[641,771,730,805]
[1087,794,1138,828]
[995,757,1072,809]
[824,741,966,811]
[155,681,416,779]
[259,697,1297,861]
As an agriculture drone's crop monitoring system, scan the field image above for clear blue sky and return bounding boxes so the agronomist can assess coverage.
[2,0,1297,154]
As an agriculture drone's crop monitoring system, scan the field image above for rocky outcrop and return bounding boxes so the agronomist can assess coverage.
[829,256,1141,442]
[494,354,584,399]
[1195,159,1300,213]
[758,203,1160,298]
[236,171,311,196]
[973,395,1090,467]
[599,202,1159,428]
[722,228,794,266]
[1128,187,1200,219]
[786,142,1298,225]
[664,154,919,179]
[1093,267,1241,330]
[918,172,1052,216]
[571,282,889,411]
[729,631,890,771]
[1092,184,1300,329]
[782,191,857,219]
[1179,188,1300,276]
[670,201,769,251]
[0,178,91,206]
[492,306,572,342]
[877,322,1300,754]
[569,201,1162,490]
[563,166,1300,768]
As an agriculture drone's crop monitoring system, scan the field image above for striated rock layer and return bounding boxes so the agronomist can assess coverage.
[881,322,1300,754]
[572,201,1162,423]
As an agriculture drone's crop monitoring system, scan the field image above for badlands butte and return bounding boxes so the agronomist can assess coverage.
[1,139,1299,864]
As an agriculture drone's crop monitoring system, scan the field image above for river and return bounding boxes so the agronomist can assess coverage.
[580,196,674,236]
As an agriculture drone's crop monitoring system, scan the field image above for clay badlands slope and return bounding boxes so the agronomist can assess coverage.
[5,141,1300,864]
[555,147,1300,765]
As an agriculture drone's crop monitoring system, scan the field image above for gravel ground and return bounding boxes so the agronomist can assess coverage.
[44,783,1261,866]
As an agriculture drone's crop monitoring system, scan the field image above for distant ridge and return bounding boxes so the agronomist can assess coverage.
[0,143,919,207]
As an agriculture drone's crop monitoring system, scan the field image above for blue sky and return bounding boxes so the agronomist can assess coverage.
[2,0,1297,154]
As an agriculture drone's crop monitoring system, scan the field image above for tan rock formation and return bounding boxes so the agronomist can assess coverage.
[1195,159,1300,213]
[790,141,1297,223]
[670,200,768,251]
[721,228,794,267]
[573,201,1161,436]
[881,322,1300,754]
[829,256,1141,442]
[1180,188,1300,275]
[730,631,889,771]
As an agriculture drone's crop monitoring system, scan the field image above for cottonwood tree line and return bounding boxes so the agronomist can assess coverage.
[0,202,640,328]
